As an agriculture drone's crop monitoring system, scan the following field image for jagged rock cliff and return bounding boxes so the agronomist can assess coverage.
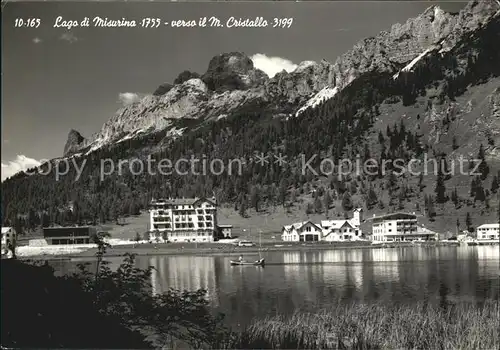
[63,129,86,156]
[63,0,500,157]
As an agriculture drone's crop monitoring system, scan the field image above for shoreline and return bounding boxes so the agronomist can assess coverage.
[18,240,464,261]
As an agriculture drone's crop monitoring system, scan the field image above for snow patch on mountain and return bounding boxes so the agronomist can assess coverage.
[166,127,186,139]
[84,141,104,156]
[295,86,339,117]
[117,129,146,144]
[393,47,434,79]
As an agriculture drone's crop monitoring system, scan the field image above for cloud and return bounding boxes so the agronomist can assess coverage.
[60,32,78,43]
[32,37,42,44]
[1,155,41,182]
[118,92,141,106]
[250,53,298,78]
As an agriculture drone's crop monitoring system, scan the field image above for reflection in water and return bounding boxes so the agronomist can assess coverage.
[51,246,499,328]
[148,256,218,307]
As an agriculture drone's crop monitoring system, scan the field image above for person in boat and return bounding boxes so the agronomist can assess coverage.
[238,255,244,262]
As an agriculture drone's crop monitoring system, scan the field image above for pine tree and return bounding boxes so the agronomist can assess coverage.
[465,212,473,233]
[250,186,260,212]
[435,168,447,204]
[477,144,489,180]
[451,187,459,208]
[239,196,247,218]
[378,131,385,145]
[491,175,499,193]
[314,196,323,214]
[473,177,486,202]
[366,187,378,209]
[425,195,436,220]
[418,173,425,192]
[341,191,354,212]
[305,203,314,215]
[13,215,23,235]
[323,191,332,213]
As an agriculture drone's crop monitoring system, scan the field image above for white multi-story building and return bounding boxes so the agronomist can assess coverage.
[371,212,434,242]
[149,197,218,243]
[476,223,499,241]
[1,227,17,256]
[281,208,364,242]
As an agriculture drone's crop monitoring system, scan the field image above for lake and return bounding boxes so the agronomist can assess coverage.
[49,245,499,330]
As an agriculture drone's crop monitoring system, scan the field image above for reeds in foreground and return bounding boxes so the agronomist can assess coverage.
[219,301,499,349]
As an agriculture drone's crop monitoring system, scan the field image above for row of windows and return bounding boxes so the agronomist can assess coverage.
[153,215,213,222]
[478,234,499,239]
[153,222,213,230]
[168,231,212,237]
[373,221,416,227]
[173,216,213,222]
[51,238,90,245]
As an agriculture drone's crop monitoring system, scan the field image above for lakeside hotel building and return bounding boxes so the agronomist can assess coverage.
[476,223,499,241]
[149,196,230,242]
[371,212,435,242]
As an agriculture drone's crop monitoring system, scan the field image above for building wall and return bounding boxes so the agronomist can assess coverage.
[323,223,358,241]
[282,219,363,242]
[43,227,95,245]
[372,217,420,242]
[297,222,322,242]
[477,226,500,240]
[1,227,17,249]
[282,229,299,242]
[282,222,322,242]
[352,209,363,227]
[150,199,217,243]
[47,237,91,245]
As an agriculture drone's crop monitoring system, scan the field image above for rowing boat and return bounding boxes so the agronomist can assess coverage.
[230,258,265,266]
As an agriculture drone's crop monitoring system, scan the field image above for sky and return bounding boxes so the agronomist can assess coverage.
[1,0,466,181]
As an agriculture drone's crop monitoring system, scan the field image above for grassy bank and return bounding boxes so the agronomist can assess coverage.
[223,301,499,349]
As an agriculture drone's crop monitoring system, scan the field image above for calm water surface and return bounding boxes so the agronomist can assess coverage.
[50,246,499,329]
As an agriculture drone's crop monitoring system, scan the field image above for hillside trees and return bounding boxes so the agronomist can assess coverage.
[1,17,499,231]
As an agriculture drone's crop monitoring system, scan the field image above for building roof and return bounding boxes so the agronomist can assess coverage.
[283,221,321,232]
[1,227,13,234]
[367,212,418,221]
[283,222,304,232]
[151,197,216,206]
[477,223,500,229]
[43,226,92,230]
[320,220,354,229]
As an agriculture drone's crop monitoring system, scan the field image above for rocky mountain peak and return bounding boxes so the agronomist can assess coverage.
[201,52,268,92]
[63,129,86,157]
[62,0,500,157]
